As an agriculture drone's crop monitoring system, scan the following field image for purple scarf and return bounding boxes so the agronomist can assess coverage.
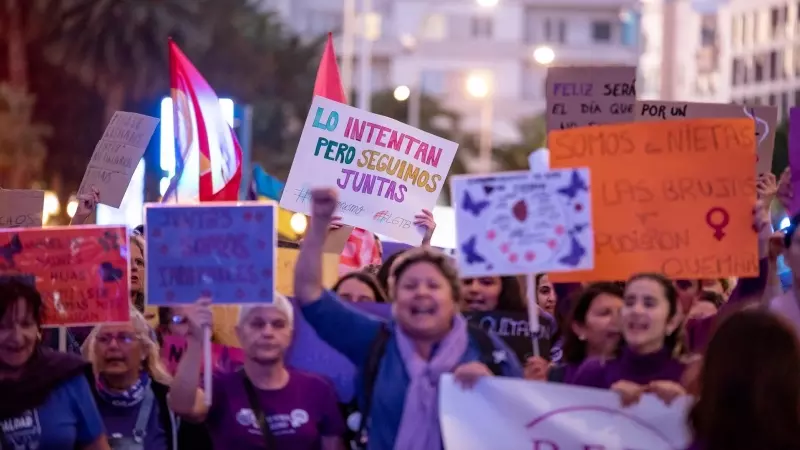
[393,314,469,450]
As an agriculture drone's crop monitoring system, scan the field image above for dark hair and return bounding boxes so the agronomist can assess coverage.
[133,224,145,236]
[460,276,526,312]
[392,248,461,303]
[698,291,724,309]
[333,271,389,303]
[626,272,681,354]
[376,250,406,293]
[690,309,800,450]
[0,279,44,328]
[561,282,624,365]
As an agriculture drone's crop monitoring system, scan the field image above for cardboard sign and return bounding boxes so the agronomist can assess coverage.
[145,203,276,305]
[160,334,244,376]
[281,95,458,245]
[545,66,637,132]
[549,118,759,281]
[78,112,159,207]
[451,169,594,277]
[464,310,553,362]
[0,226,130,326]
[0,189,44,228]
[275,246,340,297]
[636,100,777,175]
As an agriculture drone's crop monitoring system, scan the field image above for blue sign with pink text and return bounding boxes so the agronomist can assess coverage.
[144,203,277,305]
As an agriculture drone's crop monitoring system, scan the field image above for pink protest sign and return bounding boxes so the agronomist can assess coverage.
[791,107,800,216]
[160,334,245,376]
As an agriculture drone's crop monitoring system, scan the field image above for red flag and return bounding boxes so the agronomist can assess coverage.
[164,40,242,203]
[311,34,380,273]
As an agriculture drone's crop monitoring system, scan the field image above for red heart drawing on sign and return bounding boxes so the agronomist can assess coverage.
[159,244,168,254]
[509,253,518,263]
[547,239,557,249]
[243,212,253,222]
[486,230,496,240]
[255,212,264,222]
[151,229,162,238]
[262,268,273,278]
[525,251,536,261]
[236,289,246,299]
[500,243,510,254]
[554,225,565,235]
[512,200,527,222]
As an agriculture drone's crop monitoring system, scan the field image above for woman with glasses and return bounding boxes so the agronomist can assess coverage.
[83,308,177,450]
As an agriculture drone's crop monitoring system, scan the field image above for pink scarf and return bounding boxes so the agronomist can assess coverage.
[393,314,469,450]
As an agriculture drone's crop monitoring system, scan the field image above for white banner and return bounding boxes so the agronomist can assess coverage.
[440,375,691,450]
[281,96,458,245]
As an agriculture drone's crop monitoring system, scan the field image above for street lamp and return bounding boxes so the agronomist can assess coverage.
[465,72,494,173]
[476,0,499,7]
[290,213,308,235]
[533,46,555,65]
[393,85,411,102]
[43,190,60,224]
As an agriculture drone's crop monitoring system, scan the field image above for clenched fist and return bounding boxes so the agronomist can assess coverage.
[310,188,338,221]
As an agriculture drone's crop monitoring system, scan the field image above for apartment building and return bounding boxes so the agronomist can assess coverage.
[259,0,640,143]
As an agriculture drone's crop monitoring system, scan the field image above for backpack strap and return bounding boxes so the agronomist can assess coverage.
[466,324,504,376]
[356,323,392,447]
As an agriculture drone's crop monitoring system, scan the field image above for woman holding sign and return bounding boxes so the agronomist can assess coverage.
[83,308,178,450]
[294,188,523,450]
[167,293,346,450]
[0,279,109,450]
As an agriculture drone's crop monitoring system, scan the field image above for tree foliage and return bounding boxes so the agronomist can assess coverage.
[0,83,50,188]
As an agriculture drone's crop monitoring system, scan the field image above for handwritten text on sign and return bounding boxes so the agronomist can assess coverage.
[451,169,594,277]
[160,334,244,376]
[145,203,277,305]
[280,95,458,245]
[636,100,777,176]
[545,66,637,132]
[548,118,758,281]
[78,111,159,208]
[0,226,130,326]
[0,189,44,228]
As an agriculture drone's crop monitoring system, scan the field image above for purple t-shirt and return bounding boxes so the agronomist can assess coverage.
[96,395,168,450]
[206,369,345,450]
[570,346,685,388]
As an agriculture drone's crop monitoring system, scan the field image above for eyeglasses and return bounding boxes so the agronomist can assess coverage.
[96,332,137,345]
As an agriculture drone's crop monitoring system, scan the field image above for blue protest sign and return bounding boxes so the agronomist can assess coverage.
[145,203,276,305]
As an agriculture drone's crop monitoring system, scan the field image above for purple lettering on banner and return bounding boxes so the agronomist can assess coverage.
[790,107,800,216]
[286,297,392,402]
[144,204,276,305]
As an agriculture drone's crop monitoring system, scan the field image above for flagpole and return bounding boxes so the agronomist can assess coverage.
[341,0,356,101]
[357,0,373,111]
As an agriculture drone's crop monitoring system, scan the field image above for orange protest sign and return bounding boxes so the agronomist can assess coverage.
[548,118,759,282]
[0,226,130,326]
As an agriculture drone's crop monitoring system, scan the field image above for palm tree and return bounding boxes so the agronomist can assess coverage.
[0,83,51,187]
[492,114,547,172]
[38,0,210,122]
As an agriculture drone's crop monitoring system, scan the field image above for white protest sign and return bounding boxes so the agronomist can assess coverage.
[78,112,159,207]
[440,375,692,450]
[529,148,549,172]
[0,189,44,228]
[450,169,594,277]
[281,96,458,244]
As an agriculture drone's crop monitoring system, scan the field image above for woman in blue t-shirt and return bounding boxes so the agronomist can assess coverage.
[0,279,109,449]
[293,188,524,450]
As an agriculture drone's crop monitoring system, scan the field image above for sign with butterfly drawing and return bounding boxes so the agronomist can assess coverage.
[144,202,277,305]
[0,226,130,326]
[451,169,594,277]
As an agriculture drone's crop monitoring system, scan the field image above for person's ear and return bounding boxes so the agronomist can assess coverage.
[571,322,587,341]
[665,312,682,336]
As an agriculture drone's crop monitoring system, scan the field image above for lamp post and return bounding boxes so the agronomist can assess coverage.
[465,72,493,173]
[533,45,555,66]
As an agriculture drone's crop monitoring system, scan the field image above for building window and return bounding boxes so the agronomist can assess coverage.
[544,19,552,41]
[755,55,764,82]
[558,20,567,43]
[421,13,446,41]
[470,16,493,39]
[731,59,741,86]
[591,21,612,43]
[523,7,536,43]
[769,93,777,106]
[770,51,778,80]
[782,92,789,118]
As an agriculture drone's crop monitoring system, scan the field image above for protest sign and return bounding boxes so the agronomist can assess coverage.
[0,189,44,228]
[440,375,691,450]
[451,169,593,277]
[160,334,245,375]
[280,95,458,245]
[287,298,392,402]
[791,108,800,216]
[0,226,130,326]
[636,100,777,175]
[545,66,636,132]
[78,111,159,207]
[463,310,552,362]
[549,118,758,282]
[145,203,276,305]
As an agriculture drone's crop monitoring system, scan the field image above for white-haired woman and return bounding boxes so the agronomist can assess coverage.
[168,294,346,450]
[83,308,178,450]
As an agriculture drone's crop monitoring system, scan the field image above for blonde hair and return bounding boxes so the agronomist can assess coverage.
[83,307,173,386]
[238,292,294,327]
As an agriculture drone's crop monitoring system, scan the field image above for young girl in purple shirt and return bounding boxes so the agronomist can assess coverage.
[571,273,687,406]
